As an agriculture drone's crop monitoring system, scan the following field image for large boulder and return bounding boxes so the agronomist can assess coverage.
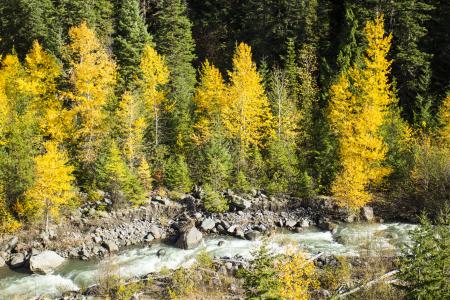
[149,225,162,239]
[103,241,119,252]
[9,253,26,269]
[360,206,374,222]
[244,230,261,241]
[0,256,5,268]
[176,227,203,250]
[29,251,65,274]
[229,195,251,210]
[200,218,216,231]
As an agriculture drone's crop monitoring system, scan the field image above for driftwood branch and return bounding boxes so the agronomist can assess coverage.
[337,270,399,298]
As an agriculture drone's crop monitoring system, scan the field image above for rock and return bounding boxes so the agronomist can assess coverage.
[360,206,374,222]
[300,219,310,228]
[29,251,65,274]
[7,236,18,250]
[0,256,5,268]
[318,220,338,233]
[176,227,203,250]
[149,225,162,239]
[225,262,233,270]
[30,248,41,256]
[103,241,119,252]
[200,218,216,231]
[157,249,166,257]
[227,225,237,233]
[144,233,154,242]
[218,240,225,247]
[235,229,245,239]
[285,220,297,228]
[97,211,109,218]
[229,195,251,210]
[244,230,261,241]
[93,236,102,243]
[9,253,26,268]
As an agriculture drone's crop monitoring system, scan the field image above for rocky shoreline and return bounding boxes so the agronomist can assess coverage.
[0,190,376,275]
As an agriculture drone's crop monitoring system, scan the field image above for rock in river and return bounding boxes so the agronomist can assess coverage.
[176,227,203,250]
[29,251,65,274]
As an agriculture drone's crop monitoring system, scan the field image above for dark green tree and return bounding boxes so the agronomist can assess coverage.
[398,209,450,299]
[150,0,196,150]
[0,0,62,58]
[113,0,152,90]
[55,0,114,46]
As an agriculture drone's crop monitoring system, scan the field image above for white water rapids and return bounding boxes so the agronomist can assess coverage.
[0,222,416,299]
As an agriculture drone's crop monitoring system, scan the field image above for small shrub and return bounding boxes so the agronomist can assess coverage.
[164,154,192,193]
[203,185,228,213]
[196,250,214,269]
[168,268,195,299]
[318,256,351,292]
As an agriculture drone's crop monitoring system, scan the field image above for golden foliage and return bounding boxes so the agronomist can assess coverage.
[21,41,70,142]
[0,185,21,234]
[139,44,170,146]
[440,95,450,144]
[223,43,274,151]
[24,141,76,223]
[118,91,146,165]
[66,21,116,163]
[329,15,394,208]
[276,249,319,300]
[192,60,228,144]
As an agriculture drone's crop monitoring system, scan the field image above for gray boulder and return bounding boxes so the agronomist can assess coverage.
[0,256,5,268]
[285,220,297,228]
[200,218,216,231]
[149,225,162,239]
[176,227,203,250]
[29,251,65,274]
[244,230,261,241]
[229,195,251,210]
[360,206,374,222]
[9,253,26,268]
[103,241,119,252]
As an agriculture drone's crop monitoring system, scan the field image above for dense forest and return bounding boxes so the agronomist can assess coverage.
[0,0,448,233]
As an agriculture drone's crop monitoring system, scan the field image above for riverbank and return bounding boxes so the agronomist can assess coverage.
[0,190,379,268]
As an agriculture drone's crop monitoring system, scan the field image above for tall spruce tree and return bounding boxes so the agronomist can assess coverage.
[0,0,62,58]
[151,0,196,150]
[113,0,152,90]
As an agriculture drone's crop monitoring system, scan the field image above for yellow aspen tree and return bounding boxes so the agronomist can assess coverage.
[139,44,169,147]
[0,55,9,144]
[192,60,228,144]
[439,95,450,144]
[277,249,319,300]
[20,41,70,142]
[136,157,153,191]
[66,21,116,163]
[25,141,76,233]
[117,91,146,166]
[223,42,273,158]
[329,15,394,208]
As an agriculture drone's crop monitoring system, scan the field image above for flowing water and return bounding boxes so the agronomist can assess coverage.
[0,222,416,299]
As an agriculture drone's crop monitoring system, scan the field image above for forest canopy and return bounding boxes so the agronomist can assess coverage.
[0,0,449,232]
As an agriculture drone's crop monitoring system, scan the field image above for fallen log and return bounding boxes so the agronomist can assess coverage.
[337,270,399,298]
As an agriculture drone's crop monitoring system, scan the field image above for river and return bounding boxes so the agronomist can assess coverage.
[0,222,416,299]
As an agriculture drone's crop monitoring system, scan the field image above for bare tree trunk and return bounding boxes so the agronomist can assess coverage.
[337,270,399,298]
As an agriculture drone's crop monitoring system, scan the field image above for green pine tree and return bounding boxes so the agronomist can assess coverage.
[151,0,196,150]
[398,209,450,299]
[103,142,145,207]
[164,154,192,193]
[113,0,152,90]
[0,0,62,58]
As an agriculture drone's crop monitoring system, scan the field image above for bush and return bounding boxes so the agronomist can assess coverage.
[202,185,228,213]
[398,208,450,299]
[164,154,192,193]
[392,139,450,218]
[237,245,280,299]
[318,256,351,292]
